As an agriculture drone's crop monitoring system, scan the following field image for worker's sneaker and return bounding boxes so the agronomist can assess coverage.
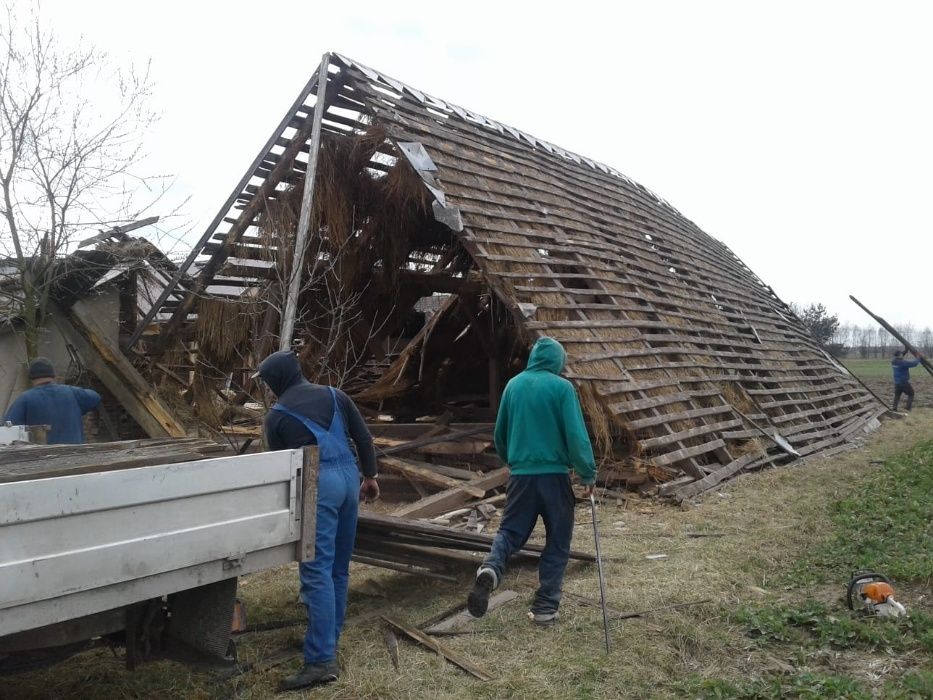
[279,660,339,691]
[467,567,498,617]
[529,611,560,627]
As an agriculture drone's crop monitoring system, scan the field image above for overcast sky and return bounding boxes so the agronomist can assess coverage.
[35,0,933,327]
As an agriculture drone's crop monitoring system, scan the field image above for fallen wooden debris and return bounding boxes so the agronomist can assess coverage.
[430,494,506,524]
[54,301,187,439]
[232,618,306,635]
[424,590,519,634]
[0,437,227,483]
[379,456,484,497]
[391,467,509,519]
[383,628,400,670]
[357,511,595,564]
[416,440,491,456]
[377,425,492,457]
[382,616,493,682]
[351,554,458,582]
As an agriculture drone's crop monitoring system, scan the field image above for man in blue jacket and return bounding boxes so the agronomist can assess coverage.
[891,350,924,411]
[3,357,100,444]
[467,337,596,626]
[256,350,378,691]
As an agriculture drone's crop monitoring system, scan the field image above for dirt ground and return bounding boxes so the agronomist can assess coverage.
[6,409,932,699]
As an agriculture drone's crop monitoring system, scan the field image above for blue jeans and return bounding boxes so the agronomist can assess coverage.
[482,473,576,614]
[299,464,359,664]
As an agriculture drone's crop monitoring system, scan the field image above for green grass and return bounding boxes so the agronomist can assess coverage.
[733,601,932,652]
[680,668,933,700]
[841,358,897,379]
[790,440,933,585]
[680,672,875,699]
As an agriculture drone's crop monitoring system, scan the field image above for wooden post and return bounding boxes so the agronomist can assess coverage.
[280,54,331,351]
[850,295,933,378]
[296,446,319,562]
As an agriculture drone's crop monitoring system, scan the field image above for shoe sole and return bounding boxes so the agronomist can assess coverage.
[279,673,338,691]
[467,572,495,617]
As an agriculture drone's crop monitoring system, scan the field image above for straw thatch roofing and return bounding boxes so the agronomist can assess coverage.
[137,53,884,494]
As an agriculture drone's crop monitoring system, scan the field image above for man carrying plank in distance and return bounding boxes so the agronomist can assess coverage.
[467,336,597,626]
[891,349,924,411]
[255,350,378,691]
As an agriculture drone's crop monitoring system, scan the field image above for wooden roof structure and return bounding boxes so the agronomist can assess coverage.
[132,53,885,496]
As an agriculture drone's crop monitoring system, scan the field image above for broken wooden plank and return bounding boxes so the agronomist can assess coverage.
[391,467,509,519]
[379,456,484,497]
[351,555,458,582]
[0,438,226,483]
[53,301,186,438]
[378,425,492,456]
[356,511,595,563]
[416,440,492,456]
[382,616,493,682]
[424,590,519,634]
[383,628,400,670]
[670,453,760,501]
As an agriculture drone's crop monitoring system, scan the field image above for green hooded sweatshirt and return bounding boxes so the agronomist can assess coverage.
[494,337,597,484]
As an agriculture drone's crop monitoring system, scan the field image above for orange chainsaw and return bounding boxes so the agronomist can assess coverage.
[846,571,907,618]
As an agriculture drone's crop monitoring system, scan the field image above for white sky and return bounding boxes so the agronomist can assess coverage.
[34,0,933,327]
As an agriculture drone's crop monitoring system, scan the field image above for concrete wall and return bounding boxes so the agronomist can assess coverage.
[1,290,121,418]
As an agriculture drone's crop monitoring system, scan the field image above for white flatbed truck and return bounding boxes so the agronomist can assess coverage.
[0,445,317,673]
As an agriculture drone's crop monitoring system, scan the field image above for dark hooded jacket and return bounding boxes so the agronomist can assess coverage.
[258,351,376,477]
[493,337,596,484]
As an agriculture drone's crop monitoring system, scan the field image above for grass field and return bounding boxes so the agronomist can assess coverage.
[6,411,932,699]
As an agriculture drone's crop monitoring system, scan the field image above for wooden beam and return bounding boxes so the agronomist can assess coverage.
[378,456,485,497]
[378,424,491,456]
[297,446,319,562]
[280,54,331,351]
[423,590,519,634]
[54,302,187,438]
[381,617,494,681]
[391,467,509,519]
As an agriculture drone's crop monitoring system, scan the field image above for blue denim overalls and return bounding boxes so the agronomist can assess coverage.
[272,387,360,664]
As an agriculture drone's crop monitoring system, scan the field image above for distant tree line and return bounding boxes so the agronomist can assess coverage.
[790,303,929,358]
[830,323,933,359]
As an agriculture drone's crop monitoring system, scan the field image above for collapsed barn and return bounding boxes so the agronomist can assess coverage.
[128,53,885,501]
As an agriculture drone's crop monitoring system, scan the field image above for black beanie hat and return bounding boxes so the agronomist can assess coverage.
[28,357,55,380]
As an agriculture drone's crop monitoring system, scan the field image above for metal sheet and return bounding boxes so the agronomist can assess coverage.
[432,201,463,232]
[424,182,447,207]
[397,142,437,172]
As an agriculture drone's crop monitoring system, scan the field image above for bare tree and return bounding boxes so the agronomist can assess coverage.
[0,5,165,360]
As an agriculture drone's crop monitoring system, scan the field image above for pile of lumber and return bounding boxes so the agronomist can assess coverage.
[355,511,594,581]
[0,437,229,483]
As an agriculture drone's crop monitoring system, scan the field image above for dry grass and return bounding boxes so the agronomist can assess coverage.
[6,410,933,699]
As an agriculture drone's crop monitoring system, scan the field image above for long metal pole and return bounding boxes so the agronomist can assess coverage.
[850,295,933,378]
[279,54,331,351]
[589,493,611,653]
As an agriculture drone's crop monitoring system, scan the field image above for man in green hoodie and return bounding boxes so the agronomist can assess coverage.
[467,336,596,626]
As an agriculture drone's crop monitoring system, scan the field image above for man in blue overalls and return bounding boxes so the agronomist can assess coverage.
[257,350,378,691]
